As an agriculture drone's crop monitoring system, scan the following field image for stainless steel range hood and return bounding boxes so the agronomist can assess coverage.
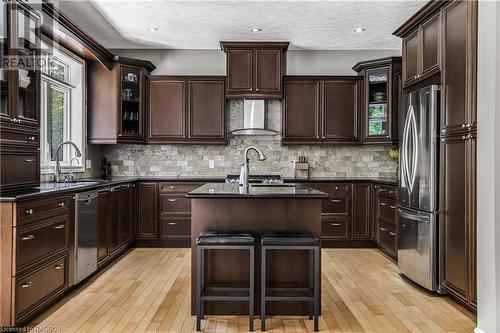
[228,100,281,136]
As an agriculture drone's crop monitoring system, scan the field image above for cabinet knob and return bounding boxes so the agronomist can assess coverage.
[25,208,34,215]
[21,234,35,241]
[167,198,178,202]
[27,136,36,142]
[54,263,64,270]
[462,123,467,128]
[330,223,342,226]
[335,186,339,190]
[21,281,34,288]
[54,224,65,230]
[389,190,395,194]
[170,186,174,189]
[58,202,65,208]
[24,159,35,163]
[331,199,342,203]
[167,222,178,226]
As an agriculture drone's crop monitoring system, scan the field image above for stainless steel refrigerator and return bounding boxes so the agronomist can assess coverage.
[398,85,442,292]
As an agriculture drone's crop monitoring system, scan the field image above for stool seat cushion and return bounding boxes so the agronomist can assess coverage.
[261,233,320,246]
[196,231,255,246]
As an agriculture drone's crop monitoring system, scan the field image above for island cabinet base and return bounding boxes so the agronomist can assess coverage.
[190,198,322,316]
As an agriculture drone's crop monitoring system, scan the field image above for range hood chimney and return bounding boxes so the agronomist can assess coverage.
[229,100,280,136]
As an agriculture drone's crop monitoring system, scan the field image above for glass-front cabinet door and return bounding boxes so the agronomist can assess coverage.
[15,4,40,126]
[365,68,390,140]
[1,1,9,118]
[119,65,143,140]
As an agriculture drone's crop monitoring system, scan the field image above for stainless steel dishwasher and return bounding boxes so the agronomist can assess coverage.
[74,190,98,284]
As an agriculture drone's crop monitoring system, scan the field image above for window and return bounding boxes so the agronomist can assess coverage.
[40,41,85,174]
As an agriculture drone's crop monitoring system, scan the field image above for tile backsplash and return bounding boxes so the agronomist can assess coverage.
[101,100,398,179]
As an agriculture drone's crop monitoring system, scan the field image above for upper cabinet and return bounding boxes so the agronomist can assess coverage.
[353,57,402,144]
[147,76,226,144]
[395,10,441,87]
[282,76,362,145]
[87,57,155,144]
[221,41,289,99]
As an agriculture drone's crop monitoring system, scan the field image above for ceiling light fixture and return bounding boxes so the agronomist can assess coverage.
[149,27,159,32]
[251,28,262,32]
[353,27,366,33]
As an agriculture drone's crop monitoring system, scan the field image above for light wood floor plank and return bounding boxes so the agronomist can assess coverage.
[29,248,475,332]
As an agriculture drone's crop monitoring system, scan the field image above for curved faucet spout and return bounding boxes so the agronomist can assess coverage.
[55,141,82,182]
[244,146,266,161]
[239,146,266,187]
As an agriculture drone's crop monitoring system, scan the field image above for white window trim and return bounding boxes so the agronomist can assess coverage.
[40,40,86,175]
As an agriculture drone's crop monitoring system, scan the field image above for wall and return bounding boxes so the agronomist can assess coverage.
[476,0,500,332]
[112,49,401,76]
[101,100,397,178]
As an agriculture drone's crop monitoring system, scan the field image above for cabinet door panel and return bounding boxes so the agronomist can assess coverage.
[441,135,468,297]
[421,14,440,76]
[322,80,360,142]
[121,186,133,244]
[403,30,419,85]
[188,80,225,141]
[352,183,371,239]
[97,190,109,263]
[226,50,253,94]
[148,79,185,141]
[442,1,468,133]
[282,80,320,143]
[254,49,281,94]
[108,188,122,253]
[0,151,39,189]
[137,182,158,240]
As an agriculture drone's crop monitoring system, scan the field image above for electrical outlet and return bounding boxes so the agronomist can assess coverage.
[208,160,215,169]
[86,160,92,169]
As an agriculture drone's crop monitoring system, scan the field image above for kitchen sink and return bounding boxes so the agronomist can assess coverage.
[250,183,297,188]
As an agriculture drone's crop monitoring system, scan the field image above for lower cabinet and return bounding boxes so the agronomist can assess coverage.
[137,182,159,240]
[373,184,399,259]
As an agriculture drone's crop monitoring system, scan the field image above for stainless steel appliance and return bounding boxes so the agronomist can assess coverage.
[398,85,442,292]
[74,190,98,284]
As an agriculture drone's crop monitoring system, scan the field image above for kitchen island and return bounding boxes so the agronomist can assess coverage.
[186,183,328,316]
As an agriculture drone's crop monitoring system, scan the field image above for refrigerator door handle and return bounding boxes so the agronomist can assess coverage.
[402,105,413,192]
[398,209,430,223]
[409,108,419,192]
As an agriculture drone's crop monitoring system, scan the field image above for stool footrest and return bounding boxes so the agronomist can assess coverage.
[205,286,251,292]
[201,295,252,301]
[264,296,316,302]
[266,287,312,292]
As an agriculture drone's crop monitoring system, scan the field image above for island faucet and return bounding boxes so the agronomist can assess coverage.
[239,146,266,187]
[54,141,82,182]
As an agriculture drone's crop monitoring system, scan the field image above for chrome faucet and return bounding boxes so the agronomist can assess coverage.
[239,146,266,187]
[55,141,81,182]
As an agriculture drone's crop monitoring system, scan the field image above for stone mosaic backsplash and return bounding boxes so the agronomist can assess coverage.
[100,100,398,179]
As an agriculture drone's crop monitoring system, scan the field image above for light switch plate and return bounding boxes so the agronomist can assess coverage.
[209,160,215,169]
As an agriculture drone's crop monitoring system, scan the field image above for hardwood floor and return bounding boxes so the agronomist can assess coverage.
[29,248,476,332]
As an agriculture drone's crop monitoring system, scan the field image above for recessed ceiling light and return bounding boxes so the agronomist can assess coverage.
[251,28,262,32]
[353,27,366,33]
[149,27,159,32]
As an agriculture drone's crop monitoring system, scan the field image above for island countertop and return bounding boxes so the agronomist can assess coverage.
[185,182,329,199]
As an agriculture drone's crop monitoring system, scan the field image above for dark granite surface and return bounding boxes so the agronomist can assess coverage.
[185,183,328,199]
[0,176,397,202]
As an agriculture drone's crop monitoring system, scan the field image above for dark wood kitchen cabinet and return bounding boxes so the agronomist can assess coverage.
[147,76,226,144]
[352,183,371,239]
[0,2,41,190]
[282,76,362,145]
[373,184,398,259]
[353,57,402,144]
[440,131,476,310]
[221,41,289,99]
[137,182,159,240]
[88,57,155,144]
[97,189,110,264]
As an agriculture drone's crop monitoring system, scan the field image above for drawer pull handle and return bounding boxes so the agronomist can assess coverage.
[331,199,342,203]
[25,209,34,215]
[27,136,36,141]
[389,232,396,236]
[390,205,396,209]
[21,234,35,241]
[54,224,65,230]
[389,190,395,194]
[170,186,174,189]
[167,222,178,226]
[330,223,342,226]
[24,159,35,163]
[380,203,387,206]
[167,198,178,202]
[54,264,64,270]
[380,227,387,231]
[21,281,34,288]
[335,186,339,190]
[58,202,65,208]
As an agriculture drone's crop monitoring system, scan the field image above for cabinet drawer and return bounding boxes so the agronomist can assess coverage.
[378,223,397,252]
[322,197,349,214]
[159,182,203,194]
[377,185,397,199]
[0,126,39,148]
[160,217,191,239]
[159,194,191,215]
[0,152,39,189]
[322,216,349,239]
[16,214,69,273]
[15,255,68,321]
[378,197,397,225]
[17,195,70,224]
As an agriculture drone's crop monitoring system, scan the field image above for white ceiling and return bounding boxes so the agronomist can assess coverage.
[55,0,425,50]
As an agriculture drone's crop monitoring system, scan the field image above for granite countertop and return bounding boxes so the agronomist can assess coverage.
[185,183,329,199]
[0,176,397,202]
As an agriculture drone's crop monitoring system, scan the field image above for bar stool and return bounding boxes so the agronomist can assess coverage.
[196,231,255,331]
[260,233,320,332]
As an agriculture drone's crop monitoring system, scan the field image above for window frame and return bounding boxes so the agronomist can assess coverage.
[40,39,86,174]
